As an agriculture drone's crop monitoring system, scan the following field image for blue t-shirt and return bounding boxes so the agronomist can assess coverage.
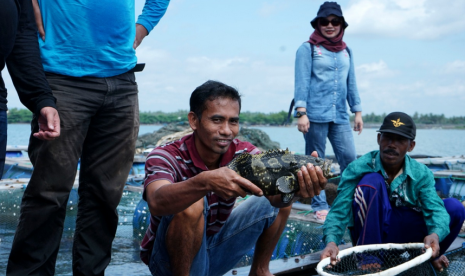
[37,0,169,77]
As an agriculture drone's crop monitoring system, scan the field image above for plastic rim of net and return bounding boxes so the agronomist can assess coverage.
[316,243,432,276]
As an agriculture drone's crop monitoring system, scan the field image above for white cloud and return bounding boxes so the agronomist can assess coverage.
[443,60,465,73]
[258,2,287,17]
[344,0,465,39]
[132,46,294,112]
[185,56,250,72]
[357,75,465,116]
[356,60,395,77]
[355,60,397,91]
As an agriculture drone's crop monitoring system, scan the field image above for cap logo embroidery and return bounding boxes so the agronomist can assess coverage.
[391,118,405,127]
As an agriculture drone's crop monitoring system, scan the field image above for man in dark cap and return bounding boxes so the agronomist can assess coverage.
[320,112,465,272]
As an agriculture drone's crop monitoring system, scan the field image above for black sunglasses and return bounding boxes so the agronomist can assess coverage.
[319,18,343,27]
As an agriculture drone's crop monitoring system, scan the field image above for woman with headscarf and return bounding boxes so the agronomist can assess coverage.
[293,1,363,219]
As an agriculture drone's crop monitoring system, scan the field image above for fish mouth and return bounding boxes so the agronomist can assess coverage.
[321,159,333,178]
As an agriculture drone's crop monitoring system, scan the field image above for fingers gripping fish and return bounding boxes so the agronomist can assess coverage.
[227,149,334,203]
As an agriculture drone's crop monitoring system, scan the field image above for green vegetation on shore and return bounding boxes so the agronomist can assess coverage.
[6,108,465,127]
[6,108,33,124]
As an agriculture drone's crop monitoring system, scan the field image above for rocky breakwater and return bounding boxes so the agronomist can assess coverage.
[135,122,281,153]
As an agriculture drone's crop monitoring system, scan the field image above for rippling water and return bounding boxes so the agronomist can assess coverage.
[7,124,465,157]
[253,126,465,157]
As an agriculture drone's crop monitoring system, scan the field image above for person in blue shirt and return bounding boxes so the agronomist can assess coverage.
[6,1,170,275]
[293,1,363,216]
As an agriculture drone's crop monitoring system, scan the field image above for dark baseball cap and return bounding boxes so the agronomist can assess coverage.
[377,112,416,140]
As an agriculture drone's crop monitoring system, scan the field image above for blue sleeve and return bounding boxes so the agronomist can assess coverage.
[346,47,362,113]
[136,0,170,34]
[294,43,312,109]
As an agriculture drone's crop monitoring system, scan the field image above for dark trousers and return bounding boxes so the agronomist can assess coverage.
[7,72,140,276]
[350,172,465,257]
[0,111,6,178]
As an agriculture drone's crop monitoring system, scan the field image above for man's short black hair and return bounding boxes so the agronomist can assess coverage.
[189,80,241,120]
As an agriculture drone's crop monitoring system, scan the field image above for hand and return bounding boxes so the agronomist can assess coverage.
[32,0,45,41]
[297,115,310,134]
[424,233,440,259]
[295,151,327,199]
[133,24,148,49]
[204,167,263,200]
[320,242,339,265]
[33,107,60,140]
[353,111,363,134]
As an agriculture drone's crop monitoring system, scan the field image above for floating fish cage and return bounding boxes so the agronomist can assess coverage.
[1,155,465,275]
[233,218,352,269]
[437,243,465,276]
[0,188,149,275]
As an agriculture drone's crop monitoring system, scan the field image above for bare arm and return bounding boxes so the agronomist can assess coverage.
[296,107,310,134]
[424,233,440,259]
[320,242,339,264]
[33,107,60,140]
[133,24,148,49]
[32,0,45,41]
[353,111,363,134]
[146,167,263,216]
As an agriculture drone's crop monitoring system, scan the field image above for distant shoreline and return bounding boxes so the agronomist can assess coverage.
[7,122,465,130]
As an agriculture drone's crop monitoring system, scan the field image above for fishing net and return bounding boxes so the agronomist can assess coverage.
[317,243,433,276]
[437,244,465,276]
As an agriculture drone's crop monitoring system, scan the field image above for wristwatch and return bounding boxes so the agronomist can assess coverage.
[295,110,307,118]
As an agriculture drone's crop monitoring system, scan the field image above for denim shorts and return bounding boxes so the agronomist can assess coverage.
[149,196,279,276]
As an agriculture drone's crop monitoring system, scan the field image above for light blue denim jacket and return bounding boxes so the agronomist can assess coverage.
[294,43,361,124]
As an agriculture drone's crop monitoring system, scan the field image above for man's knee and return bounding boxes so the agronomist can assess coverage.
[170,198,205,229]
[358,173,385,190]
[443,198,465,225]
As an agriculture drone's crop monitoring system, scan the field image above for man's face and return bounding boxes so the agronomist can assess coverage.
[190,97,240,159]
[377,132,415,168]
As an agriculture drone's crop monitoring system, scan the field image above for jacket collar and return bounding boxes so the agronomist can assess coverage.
[372,151,416,182]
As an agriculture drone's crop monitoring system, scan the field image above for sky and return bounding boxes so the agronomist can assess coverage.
[3,0,465,117]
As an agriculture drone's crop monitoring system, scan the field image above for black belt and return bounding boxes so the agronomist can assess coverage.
[129,63,145,73]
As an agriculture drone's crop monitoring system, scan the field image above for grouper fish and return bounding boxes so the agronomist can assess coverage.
[227,148,334,203]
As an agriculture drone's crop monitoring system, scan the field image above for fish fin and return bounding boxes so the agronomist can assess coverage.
[226,152,252,170]
[259,148,286,159]
[277,175,296,193]
[281,193,294,203]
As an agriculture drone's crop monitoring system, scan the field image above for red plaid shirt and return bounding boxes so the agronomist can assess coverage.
[140,133,259,264]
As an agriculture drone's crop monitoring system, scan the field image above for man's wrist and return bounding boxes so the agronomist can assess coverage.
[193,171,211,192]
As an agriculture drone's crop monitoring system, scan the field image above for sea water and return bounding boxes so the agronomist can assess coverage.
[6,124,465,157]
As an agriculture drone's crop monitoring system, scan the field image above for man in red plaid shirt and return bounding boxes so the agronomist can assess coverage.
[141,80,327,276]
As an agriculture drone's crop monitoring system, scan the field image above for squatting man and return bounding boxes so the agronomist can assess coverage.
[140,80,328,276]
[321,112,465,272]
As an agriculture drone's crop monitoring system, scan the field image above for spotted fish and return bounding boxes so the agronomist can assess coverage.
[227,149,334,203]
